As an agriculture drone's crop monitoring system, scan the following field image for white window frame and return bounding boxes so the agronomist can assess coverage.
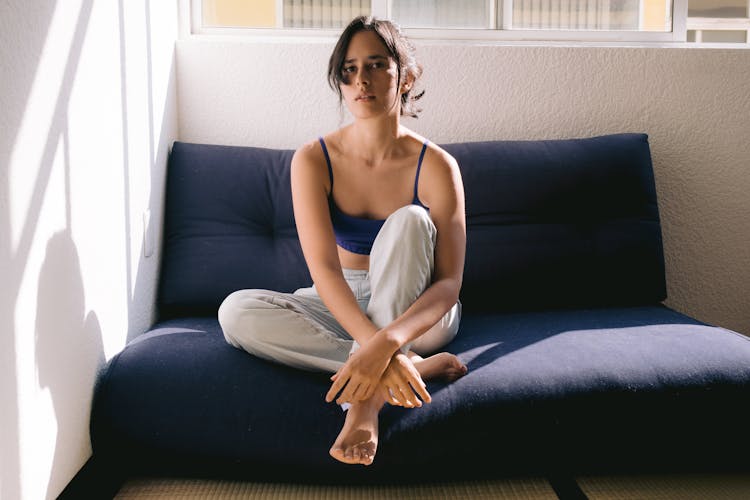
[189,0,690,44]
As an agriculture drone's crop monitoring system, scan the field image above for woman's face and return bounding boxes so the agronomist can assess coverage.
[340,30,401,119]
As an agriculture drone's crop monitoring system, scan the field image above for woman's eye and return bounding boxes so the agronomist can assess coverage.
[342,66,355,74]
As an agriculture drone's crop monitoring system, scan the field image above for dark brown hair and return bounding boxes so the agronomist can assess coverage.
[327,16,424,118]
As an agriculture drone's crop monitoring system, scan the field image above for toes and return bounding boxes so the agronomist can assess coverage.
[357,443,375,465]
[330,446,348,464]
[330,443,378,466]
[330,446,355,465]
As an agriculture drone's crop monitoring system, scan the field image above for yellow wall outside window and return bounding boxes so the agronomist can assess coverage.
[642,0,670,32]
[203,0,276,28]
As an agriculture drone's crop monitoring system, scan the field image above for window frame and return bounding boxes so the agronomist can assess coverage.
[189,0,691,44]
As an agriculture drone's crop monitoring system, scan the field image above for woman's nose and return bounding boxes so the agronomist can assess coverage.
[356,68,369,87]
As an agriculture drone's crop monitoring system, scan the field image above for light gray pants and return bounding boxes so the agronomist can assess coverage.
[218,205,461,374]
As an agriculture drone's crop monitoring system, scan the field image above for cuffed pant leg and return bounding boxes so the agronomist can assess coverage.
[366,205,461,356]
[218,288,353,373]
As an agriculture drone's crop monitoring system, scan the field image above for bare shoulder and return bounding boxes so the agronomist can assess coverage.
[418,141,464,207]
[424,142,459,173]
[291,138,330,192]
[292,138,326,167]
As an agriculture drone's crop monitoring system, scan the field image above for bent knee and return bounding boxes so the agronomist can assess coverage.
[218,289,276,348]
[391,204,431,224]
[389,205,435,238]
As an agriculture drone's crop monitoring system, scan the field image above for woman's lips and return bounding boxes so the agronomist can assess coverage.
[356,94,375,101]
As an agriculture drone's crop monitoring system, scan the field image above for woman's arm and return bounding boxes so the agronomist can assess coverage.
[378,146,466,349]
[293,142,413,404]
[290,142,380,346]
[327,145,466,406]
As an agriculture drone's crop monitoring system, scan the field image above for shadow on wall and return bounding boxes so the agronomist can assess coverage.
[124,58,176,343]
[5,0,180,495]
[120,0,178,343]
[0,1,79,499]
[35,231,104,496]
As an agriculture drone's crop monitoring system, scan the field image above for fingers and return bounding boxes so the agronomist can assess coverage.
[381,385,399,406]
[359,383,375,401]
[389,356,432,407]
[381,374,422,408]
[326,368,349,402]
[394,383,420,408]
[336,380,357,405]
[330,355,433,407]
[329,376,372,405]
[352,381,375,403]
[409,373,431,404]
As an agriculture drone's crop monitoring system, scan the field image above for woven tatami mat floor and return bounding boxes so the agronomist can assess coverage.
[113,477,558,499]
[113,473,750,500]
[577,473,750,500]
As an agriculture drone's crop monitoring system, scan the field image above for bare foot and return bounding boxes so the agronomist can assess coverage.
[411,352,468,382]
[329,396,383,466]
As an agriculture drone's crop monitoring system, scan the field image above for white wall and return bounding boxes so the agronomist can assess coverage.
[1,1,178,499]
[177,38,749,336]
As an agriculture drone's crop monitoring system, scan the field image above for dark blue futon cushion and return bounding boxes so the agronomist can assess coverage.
[159,134,665,318]
[159,144,309,318]
[443,135,665,311]
[92,306,750,480]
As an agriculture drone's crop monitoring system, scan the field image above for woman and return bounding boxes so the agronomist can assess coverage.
[218,16,467,466]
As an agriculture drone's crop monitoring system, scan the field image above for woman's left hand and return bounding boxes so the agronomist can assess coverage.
[379,353,431,408]
[326,335,394,405]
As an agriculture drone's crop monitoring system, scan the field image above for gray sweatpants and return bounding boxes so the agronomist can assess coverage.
[218,205,461,373]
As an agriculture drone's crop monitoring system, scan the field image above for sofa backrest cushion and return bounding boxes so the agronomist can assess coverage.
[159,143,310,318]
[159,134,665,318]
[443,133,665,311]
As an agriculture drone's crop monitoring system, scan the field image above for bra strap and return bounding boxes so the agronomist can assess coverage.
[413,141,429,205]
[318,137,333,190]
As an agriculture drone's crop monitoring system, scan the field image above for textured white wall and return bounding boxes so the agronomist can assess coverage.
[178,38,749,336]
[1,1,178,498]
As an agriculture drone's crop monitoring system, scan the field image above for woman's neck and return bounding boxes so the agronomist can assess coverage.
[344,118,407,166]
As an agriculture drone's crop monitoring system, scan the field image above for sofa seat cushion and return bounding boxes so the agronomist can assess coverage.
[91,306,750,480]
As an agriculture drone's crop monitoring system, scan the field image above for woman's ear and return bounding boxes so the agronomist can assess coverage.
[401,73,415,94]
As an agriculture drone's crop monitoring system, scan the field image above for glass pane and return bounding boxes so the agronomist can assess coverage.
[284,0,371,29]
[688,30,748,43]
[391,0,491,29]
[202,1,373,29]
[202,0,277,28]
[510,0,673,32]
[688,0,750,44]
[689,0,749,18]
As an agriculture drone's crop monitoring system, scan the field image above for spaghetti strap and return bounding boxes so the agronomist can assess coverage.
[318,137,333,190]
[413,141,429,205]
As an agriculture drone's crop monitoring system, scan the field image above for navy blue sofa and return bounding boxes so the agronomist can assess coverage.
[91,134,750,483]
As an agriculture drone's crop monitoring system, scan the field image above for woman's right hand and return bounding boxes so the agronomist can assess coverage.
[379,353,431,408]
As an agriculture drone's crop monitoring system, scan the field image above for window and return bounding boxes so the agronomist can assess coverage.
[687,0,750,43]
[200,0,371,29]
[191,0,750,44]
[392,0,672,32]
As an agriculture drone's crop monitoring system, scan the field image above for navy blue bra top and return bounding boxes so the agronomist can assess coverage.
[318,137,428,255]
